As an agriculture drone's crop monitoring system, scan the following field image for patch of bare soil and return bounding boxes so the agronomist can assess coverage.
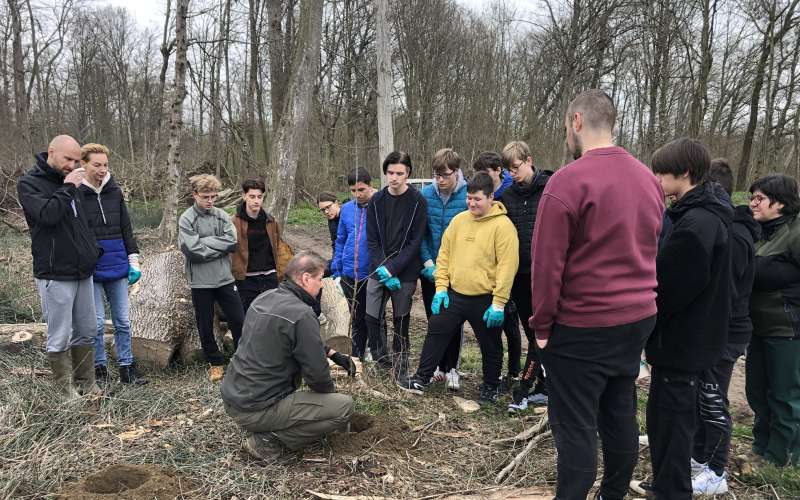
[329,413,413,457]
[729,356,753,420]
[55,464,195,500]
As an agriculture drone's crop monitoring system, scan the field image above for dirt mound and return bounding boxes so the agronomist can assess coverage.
[330,413,412,456]
[56,464,195,499]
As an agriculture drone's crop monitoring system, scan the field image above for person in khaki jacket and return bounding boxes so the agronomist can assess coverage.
[178,174,244,382]
[230,178,293,313]
[398,172,519,406]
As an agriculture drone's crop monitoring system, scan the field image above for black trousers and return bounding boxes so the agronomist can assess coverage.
[420,278,462,372]
[647,366,699,499]
[236,273,279,313]
[540,315,655,500]
[415,290,503,386]
[511,273,544,389]
[191,283,245,365]
[693,343,746,475]
[341,276,369,359]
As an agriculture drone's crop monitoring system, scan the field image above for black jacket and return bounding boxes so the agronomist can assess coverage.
[727,204,760,345]
[220,279,335,413]
[78,175,139,281]
[18,153,102,280]
[500,170,552,274]
[646,181,733,372]
[366,186,427,282]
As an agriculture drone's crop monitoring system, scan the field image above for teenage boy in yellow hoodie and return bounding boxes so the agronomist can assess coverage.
[398,172,519,405]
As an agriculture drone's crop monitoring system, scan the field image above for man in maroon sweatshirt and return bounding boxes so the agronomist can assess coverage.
[530,89,664,500]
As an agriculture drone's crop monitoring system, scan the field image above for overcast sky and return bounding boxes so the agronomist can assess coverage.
[101,0,534,31]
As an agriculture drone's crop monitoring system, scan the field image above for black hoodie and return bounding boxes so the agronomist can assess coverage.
[500,169,552,274]
[18,153,102,280]
[728,204,761,344]
[646,181,734,373]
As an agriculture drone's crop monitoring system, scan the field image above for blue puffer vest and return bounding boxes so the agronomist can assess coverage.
[332,200,371,280]
[420,174,468,265]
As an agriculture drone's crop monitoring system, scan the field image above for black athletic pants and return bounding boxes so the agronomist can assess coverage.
[341,276,369,359]
[414,290,503,386]
[540,315,654,500]
[236,273,279,314]
[190,283,245,365]
[420,278,462,372]
[511,273,544,390]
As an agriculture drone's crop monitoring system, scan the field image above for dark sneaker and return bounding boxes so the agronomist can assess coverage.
[243,432,288,463]
[397,375,430,395]
[478,383,502,406]
[119,364,149,385]
[94,365,109,389]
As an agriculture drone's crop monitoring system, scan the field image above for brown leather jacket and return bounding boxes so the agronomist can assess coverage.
[231,210,293,281]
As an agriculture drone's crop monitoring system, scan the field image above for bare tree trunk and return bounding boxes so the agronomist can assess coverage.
[266,0,289,130]
[737,0,800,189]
[687,0,715,137]
[8,0,30,154]
[265,0,323,227]
[375,0,393,186]
[158,0,190,244]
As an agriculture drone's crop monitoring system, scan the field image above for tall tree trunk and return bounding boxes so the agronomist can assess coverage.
[688,0,715,137]
[265,0,323,227]
[158,0,190,244]
[375,0,393,186]
[266,0,289,130]
[8,0,30,154]
[737,0,800,189]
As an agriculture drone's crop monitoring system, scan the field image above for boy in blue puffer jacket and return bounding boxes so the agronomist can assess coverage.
[78,143,148,386]
[332,167,376,359]
[419,149,468,390]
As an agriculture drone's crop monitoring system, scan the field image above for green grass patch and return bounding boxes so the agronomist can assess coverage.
[288,202,326,226]
[732,423,754,440]
[127,200,164,229]
[732,191,750,206]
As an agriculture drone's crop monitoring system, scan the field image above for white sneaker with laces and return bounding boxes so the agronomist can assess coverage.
[691,457,707,478]
[446,369,460,390]
[431,368,446,383]
[508,398,529,413]
[692,466,728,495]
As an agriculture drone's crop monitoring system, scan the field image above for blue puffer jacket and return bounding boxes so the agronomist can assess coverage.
[494,170,513,200]
[420,173,468,265]
[332,200,371,280]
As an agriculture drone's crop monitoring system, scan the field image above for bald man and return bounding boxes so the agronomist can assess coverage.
[18,135,104,400]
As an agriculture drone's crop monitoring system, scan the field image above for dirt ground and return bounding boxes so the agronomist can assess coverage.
[0,224,792,499]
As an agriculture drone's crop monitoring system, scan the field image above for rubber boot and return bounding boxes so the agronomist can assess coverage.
[47,351,80,401]
[119,363,149,385]
[70,345,103,396]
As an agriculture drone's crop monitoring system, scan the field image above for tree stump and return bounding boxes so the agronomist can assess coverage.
[319,277,352,355]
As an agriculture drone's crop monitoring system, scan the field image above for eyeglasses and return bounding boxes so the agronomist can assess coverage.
[434,171,455,179]
[319,203,336,213]
[749,194,769,204]
[508,161,525,173]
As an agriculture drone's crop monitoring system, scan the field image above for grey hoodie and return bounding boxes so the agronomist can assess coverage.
[178,204,237,288]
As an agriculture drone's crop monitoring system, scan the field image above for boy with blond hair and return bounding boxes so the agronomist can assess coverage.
[179,174,244,382]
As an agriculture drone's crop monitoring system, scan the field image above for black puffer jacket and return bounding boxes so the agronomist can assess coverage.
[646,181,733,372]
[79,174,139,281]
[18,153,102,280]
[727,204,760,345]
[500,169,552,274]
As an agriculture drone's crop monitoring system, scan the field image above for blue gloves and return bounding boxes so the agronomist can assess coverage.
[384,276,401,291]
[376,265,392,282]
[420,265,436,282]
[431,291,449,315]
[483,304,505,328]
[128,265,142,286]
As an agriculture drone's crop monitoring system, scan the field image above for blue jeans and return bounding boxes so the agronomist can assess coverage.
[93,278,134,367]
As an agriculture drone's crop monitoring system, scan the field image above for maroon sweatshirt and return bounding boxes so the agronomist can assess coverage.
[530,146,664,340]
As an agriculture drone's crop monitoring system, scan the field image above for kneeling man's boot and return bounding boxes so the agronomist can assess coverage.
[70,345,103,396]
[243,432,290,463]
[47,351,80,401]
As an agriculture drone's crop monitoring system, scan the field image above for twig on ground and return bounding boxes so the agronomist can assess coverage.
[492,411,548,446]
[495,430,553,483]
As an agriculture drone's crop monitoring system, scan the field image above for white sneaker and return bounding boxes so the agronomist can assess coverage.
[691,457,707,478]
[446,369,460,391]
[692,467,728,495]
[431,368,446,383]
[508,398,529,413]
[527,392,548,405]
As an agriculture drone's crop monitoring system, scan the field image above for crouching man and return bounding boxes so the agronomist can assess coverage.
[221,252,354,462]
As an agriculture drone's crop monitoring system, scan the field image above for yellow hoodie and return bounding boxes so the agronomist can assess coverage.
[435,202,519,307]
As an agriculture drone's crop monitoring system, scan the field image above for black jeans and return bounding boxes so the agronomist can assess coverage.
[511,273,544,389]
[191,283,245,365]
[647,366,699,500]
[341,276,369,359]
[540,315,655,500]
[693,343,746,475]
[420,278,462,372]
[236,273,279,313]
[415,290,503,386]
